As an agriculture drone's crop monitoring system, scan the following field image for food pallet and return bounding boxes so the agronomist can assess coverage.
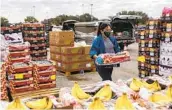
[12,88,59,99]
[56,67,96,76]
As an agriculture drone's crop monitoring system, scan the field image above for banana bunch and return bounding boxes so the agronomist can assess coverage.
[130,78,143,91]
[88,97,106,110]
[25,97,52,109]
[115,93,135,110]
[71,82,90,100]
[143,80,161,92]
[166,84,172,101]
[7,97,26,110]
[130,78,161,92]
[94,84,112,101]
[149,93,171,103]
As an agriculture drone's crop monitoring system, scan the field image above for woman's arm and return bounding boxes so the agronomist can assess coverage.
[90,38,99,59]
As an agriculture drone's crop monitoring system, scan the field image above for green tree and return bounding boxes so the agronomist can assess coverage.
[1,17,9,26]
[24,16,38,23]
[116,11,149,24]
[80,13,98,22]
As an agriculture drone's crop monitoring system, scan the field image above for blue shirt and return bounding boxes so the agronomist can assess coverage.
[90,35,120,58]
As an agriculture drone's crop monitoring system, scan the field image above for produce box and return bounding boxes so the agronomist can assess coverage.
[50,53,61,61]
[24,37,46,41]
[8,62,33,73]
[8,55,31,64]
[34,69,56,77]
[83,45,91,54]
[50,46,61,54]
[34,74,56,84]
[49,31,74,46]
[56,61,94,71]
[145,29,161,39]
[9,78,34,87]
[30,43,46,48]
[32,60,56,71]
[61,46,83,55]
[161,32,172,42]
[8,42,30,52]
[32,56,47,61]
[23,31,45,37]
[8,71,32,80]
[30,46,46,51]
[10,84,35,93]
[61,54,92,63]
[96,51,130,65]
[9,50,30,58]
[31,52,47,57]
[37,81,56,89]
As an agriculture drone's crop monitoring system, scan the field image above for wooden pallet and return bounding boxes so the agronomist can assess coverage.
[57,67,96,76]
[12,87,59,99]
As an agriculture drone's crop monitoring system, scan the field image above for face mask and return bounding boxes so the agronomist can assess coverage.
[104,32,111,37]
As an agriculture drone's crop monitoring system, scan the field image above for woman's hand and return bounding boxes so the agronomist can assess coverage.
[93,55,98,59]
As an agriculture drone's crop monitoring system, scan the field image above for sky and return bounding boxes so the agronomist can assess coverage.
[1,0,172,23]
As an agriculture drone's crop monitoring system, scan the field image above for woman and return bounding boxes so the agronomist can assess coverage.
[90,22,120,81]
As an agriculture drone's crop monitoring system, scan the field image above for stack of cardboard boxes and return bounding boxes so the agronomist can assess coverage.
[0,63,7,100]
[138,20,161,78]
[49,31,95,76]
[159,12,172,76]
[22,23,47,61]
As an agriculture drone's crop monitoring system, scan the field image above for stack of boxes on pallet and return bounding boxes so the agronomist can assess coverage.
[138,20,161,78]
[8,62,34,93]
[7,43,34,93]
[0,63,8,100]
[49,31,95,76]
[32,60,56,89]
[22,23,47,61]
[159,12,172,76]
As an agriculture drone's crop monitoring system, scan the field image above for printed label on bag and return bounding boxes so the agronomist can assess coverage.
[15,74,24,79]
[148,43,152,47]
[165,37,170,42]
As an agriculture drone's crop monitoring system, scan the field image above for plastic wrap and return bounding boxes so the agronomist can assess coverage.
[0,34,9,62]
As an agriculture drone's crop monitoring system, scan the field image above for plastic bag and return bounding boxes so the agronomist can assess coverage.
[162,7,172,16]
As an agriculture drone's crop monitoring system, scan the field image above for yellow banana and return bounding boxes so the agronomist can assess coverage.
[166,84,172,101]
[94,84,112,101]
[88,97,106,110]
[115,93,135,110]
[129,78,143,91]
[45,98,53,109]
[71,82,90,100]
[149,93,171,103]
[7,98,26,110]
[25,97,47,109]
[143,80,161,92]
[169,76,172,81]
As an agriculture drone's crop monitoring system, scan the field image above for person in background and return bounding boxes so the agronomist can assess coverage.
[90,22,120,81]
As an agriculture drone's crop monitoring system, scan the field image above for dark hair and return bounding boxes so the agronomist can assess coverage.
[97,22,110,36]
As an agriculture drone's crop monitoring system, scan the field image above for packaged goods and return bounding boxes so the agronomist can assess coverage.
[96,51,130,65]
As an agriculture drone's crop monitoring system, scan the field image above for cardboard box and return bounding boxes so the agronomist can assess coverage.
[61,46,83,55]
[50,53,61,61]
[83,45,91,54]
[49,31,74,46]
[61,55,92,63]
[56,61,95,71]
[50,46,61,54]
